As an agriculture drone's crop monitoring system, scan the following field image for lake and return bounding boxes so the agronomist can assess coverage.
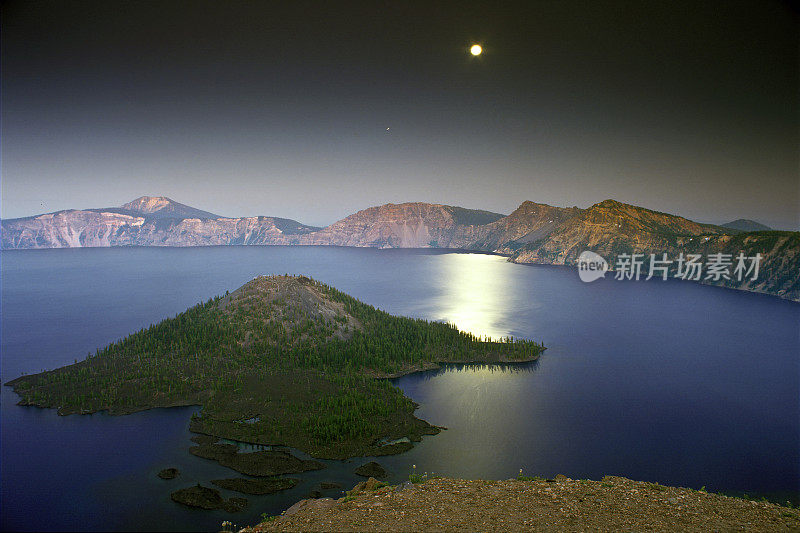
[2,246,798,531]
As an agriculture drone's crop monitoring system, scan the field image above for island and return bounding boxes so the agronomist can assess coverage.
[211,477,300,495]
[170,484,247,512]
[6,275,544,459]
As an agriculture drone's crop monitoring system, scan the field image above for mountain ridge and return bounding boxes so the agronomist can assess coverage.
[722,218,772,232]
[2,196,798,301]
[1,197,320,248]
[114,195,221,219]
[295,202,507,248]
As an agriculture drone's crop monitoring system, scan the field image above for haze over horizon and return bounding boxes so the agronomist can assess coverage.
[2,1,798,230]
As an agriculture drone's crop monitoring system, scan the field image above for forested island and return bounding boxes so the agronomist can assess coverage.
[6,275,543,459]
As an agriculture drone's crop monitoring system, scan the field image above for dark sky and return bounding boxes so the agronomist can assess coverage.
[2,0,798,229]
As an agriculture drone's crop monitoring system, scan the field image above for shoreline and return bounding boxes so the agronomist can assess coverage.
[7,350,542,461]
[2,245,796,303]
[365,352,542,380]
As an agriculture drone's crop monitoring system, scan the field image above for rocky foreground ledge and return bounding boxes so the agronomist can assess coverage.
[242,476,800,532]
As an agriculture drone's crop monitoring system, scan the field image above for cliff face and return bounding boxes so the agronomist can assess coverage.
[294,200,582,251]
[506,200,800,301]
[676,232,800,300]
[1,197,318,249]
[465,201,583,251]
[2,210,145,249]
[1,200,502,250]
[504,199,730,263]
[3,196,798,301]
[297,202,506,248]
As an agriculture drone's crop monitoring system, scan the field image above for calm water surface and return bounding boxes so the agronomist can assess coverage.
[2,247,798,531]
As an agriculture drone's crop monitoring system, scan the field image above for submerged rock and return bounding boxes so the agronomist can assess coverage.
[190,443,238,457]
[211,477,299,495]
[355,461,387,478]
[157,468,180,480]
[319,482,342,490]
[170,484,248,512]
[373,440,413,455]
[190,445,324,476]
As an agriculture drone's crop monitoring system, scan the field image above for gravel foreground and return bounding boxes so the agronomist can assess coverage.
[243,476,800,532]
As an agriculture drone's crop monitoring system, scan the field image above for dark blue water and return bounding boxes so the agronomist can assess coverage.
[2,247,798,531]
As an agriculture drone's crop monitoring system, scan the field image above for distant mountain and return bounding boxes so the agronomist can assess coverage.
[111,196,221,219]
[721,219,772,232]
[503,199,731,262]
[506,199,799,301]
[2,196,798,302]
[297,202,506,248]
[465,201,583,251]
[1,197,318,249]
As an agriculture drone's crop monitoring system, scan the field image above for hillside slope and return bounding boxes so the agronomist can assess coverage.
[466,201,582,251]
[1,197,319,248]
[3,196,798,301]
[115,196,221,219]
[506,200,800,301]
[297,202,505,248]
[722,219,772,232]
[503,199,730,262]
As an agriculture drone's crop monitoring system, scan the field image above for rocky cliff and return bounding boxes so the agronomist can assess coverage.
[465,200,583,251]
[3,196,798,301]
[505,200,800,301]
[502,199,731,263]
[296,202,505,248]
[293,201,583,251]
[1,197,319,248]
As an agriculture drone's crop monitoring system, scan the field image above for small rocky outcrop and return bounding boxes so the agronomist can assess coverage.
[281,497,337,518]
[211,477,299,495]
[189,444,325,476]
[354,461,387,478]
[157,468,180,479]
[170,484,247,512]
[351,477,384,492]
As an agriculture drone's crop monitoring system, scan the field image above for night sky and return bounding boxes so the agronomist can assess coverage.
[2,1,797,229]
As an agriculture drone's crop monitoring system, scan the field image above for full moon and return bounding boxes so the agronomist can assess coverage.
[470,44,482,56]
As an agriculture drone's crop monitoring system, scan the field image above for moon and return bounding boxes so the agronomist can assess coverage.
[470,44,482,56]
